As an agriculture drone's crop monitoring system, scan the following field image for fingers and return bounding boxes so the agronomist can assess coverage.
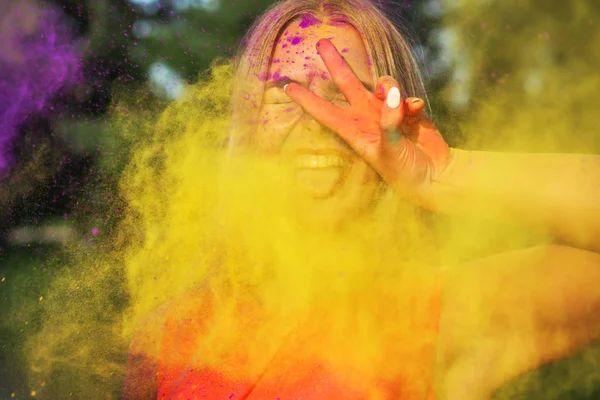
[378,78,405,146]
[405,97,426,116]
[377,77,427,147]
[284,82,347,136]
[375,76,426,116]
[375,76,398,100]
[316,39,370,105]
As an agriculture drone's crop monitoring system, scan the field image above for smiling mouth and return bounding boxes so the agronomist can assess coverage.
[288,150,353,198]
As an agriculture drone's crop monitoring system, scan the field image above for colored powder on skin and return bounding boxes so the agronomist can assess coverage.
[271,71,290,83]
[288,36,304,45]
[0,0,81,177]
[299,14,321,29]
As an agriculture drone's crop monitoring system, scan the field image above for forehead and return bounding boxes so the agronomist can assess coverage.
[266,19,373,87]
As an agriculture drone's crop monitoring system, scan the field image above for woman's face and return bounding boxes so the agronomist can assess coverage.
[256,18,383,229]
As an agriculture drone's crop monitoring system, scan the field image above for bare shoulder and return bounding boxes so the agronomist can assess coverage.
[433,244,600,400]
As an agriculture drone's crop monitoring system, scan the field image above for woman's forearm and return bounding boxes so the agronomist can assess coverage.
[425,148,600,252]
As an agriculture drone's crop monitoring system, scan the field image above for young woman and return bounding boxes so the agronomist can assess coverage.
[123,0,600,399]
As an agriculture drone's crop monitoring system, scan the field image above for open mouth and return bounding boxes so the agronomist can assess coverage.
[289,150,353,198]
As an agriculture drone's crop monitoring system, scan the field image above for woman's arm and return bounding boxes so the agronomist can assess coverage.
[427,149,600,252]
[434,244,600,400]
[282,39,600,250]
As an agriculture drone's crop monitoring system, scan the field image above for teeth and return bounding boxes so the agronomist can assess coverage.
[294,154,346,169]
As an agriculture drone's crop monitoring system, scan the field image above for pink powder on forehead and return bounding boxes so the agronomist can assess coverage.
[287,36,304,45]
[298,14,321,28]
[271,71,290,82]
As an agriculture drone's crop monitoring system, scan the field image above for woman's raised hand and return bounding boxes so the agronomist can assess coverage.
[284,38,451,205]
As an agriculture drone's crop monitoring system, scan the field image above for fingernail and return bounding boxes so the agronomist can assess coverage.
[411,98,421,103]
[386,87,401,109]
[283,83,289,92]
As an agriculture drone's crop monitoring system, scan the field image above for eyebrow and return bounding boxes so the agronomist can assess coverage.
[265,78,375,93]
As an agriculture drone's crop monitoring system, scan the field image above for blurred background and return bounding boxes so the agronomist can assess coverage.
[1,0,599,398]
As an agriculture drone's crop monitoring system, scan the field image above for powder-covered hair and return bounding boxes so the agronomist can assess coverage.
[229,0,427,149]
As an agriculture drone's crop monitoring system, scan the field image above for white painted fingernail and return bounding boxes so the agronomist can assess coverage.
[411,98,421,103]
[386,87,401,109]
[283,83,289,92]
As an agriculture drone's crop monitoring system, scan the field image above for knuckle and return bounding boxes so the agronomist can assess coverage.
[378,75,398,86]
[376,77,400,96]
[336,71,353,85]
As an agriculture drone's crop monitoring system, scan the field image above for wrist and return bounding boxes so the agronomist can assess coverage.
[417,148,464,213]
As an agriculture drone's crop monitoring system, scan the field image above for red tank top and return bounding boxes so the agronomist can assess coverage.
[156,285,442,400]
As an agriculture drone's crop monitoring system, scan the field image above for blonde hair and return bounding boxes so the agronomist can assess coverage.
[229,0,427,149]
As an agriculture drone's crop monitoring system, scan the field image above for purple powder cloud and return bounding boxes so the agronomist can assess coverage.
[0,1,82,177]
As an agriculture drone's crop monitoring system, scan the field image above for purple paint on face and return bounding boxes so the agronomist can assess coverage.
[0,3,81,176]
[298,14,321,28]
[306,70,320,81]
[258,72,273,81]
[282,44,288,49]
[341,48,349,53]
[268,73,290,85]
[288,36,304,45]
[273,59,281,63]
[272,71,291,83]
